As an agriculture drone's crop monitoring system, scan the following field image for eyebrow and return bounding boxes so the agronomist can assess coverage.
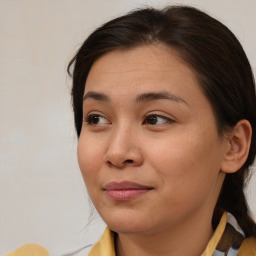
[135,91,188,105]
[83,90,188,105]
[83,91,110,102]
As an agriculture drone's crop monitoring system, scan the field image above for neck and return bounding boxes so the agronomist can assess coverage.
[115,209,214,256]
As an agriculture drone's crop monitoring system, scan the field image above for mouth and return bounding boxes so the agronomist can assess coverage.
[104,181,153,201]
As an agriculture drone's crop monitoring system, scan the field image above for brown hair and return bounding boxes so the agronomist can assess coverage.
[68,5,256,236]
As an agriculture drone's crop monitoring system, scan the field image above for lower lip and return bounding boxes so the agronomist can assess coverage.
[105,189,151,201]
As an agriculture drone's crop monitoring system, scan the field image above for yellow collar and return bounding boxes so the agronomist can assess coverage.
[89,226,115,256]
[201,211,226,256]
[89,212,227,256]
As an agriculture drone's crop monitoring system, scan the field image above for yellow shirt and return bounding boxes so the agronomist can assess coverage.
[88,212,256,256]
[6,212,256,256]
[5,244,49,256]
[88,214,226,256]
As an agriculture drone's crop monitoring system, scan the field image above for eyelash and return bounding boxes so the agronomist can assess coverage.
[84,114,109,126]
[142,114,174,125]
[84,113,174,126]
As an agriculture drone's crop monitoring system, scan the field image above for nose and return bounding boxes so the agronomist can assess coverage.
[104,124,143,169]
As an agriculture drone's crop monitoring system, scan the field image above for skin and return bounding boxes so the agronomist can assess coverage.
[77,44,237,256]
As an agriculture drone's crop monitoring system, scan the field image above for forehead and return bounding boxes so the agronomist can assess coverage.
[85,44,199,92]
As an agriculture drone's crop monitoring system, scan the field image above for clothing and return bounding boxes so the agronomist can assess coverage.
[6,212,256,256]
[88,212,256,256]
[5,244,49,256]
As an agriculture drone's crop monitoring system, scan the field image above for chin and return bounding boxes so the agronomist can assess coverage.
[108,222,151,235]
[100,209,158,235]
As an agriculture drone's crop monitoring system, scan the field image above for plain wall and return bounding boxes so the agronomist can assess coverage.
[0,0,255,255]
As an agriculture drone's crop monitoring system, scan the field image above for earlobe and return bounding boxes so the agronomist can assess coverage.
[220,120,252,174]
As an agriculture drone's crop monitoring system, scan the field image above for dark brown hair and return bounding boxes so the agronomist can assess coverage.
[68,5,256,236]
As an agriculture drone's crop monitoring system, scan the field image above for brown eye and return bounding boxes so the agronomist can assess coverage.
[85,114,109,125]
[146,115,158,125]
[143,114,173,125]
[89,115,100,124]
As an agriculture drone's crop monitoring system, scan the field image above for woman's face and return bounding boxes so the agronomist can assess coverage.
[78,44,228,235]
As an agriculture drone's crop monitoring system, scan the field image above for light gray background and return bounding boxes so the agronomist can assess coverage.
[0,0,255,255]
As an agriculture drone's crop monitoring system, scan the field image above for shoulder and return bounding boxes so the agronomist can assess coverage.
[5,244,94,256]
[5,244,95,256]
[238,237,256,256]
[5,244,49,256]
[70,244,94,256]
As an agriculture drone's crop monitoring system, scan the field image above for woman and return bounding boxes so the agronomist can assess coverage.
[7,5,256,256]
[68,5,256,256]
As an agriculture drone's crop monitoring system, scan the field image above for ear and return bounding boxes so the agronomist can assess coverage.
[220,120,252,174]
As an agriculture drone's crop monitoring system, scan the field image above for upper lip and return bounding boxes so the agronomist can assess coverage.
[104,181,153,191]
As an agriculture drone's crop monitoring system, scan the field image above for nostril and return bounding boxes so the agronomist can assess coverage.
[125,159,134,164]
[106,159,133,168]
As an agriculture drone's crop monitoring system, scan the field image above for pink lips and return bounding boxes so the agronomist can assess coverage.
[104,181,153,201]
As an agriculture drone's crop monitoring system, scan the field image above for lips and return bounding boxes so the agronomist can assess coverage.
[104,181,153,201]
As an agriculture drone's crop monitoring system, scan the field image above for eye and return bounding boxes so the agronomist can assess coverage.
[84,114,110,125]
[143,114,173,125]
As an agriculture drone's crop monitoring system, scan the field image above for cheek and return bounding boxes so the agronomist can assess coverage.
[150,129,223,195]
[77,136,104,188]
